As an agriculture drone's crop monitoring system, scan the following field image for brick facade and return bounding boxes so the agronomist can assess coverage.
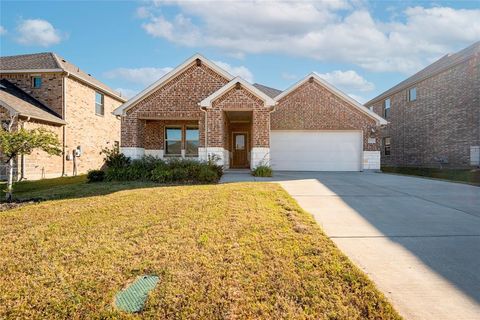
[366,54,480,168]
[118,56,383,170]
[1,72,64,116]
[122,61,229,150]
[0,71,123,180]
[63,77,122,175]
[272,80,380,151]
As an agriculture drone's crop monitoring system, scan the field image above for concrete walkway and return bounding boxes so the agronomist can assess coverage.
[221,171,480,320]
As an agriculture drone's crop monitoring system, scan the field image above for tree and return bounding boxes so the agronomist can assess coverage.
[0,116,62,201]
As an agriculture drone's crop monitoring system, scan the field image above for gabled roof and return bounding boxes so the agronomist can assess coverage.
[0,52,126,102]
[253,83,283,98]
[275,73,387,125]
[366,41,480,105]
[200,77,277,108]
[0,79,65,125]
[113,54,235,115]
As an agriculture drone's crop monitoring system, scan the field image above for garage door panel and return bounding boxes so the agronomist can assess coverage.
[270,131,362,171]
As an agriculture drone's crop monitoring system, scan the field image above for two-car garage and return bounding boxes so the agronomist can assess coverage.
[270,130,363,171]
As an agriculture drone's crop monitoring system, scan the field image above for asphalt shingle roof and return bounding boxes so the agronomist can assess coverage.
[0,79,65,125]
[366,41,480,105]
[253,83,283,98]
[0,52,126,102]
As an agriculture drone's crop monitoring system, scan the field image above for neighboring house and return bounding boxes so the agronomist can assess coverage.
[114,54,386,171]
[0,52,126,180]
[365,41,480,168]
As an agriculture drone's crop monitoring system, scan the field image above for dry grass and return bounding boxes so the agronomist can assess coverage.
[0,182,400,319]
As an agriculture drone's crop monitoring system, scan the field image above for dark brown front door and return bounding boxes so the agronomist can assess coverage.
[232,133,248,168]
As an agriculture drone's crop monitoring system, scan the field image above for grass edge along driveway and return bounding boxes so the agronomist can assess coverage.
[0,181,401,319]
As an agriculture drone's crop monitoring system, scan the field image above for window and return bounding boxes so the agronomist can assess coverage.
[185,127,199,156]
[408,87,417,101]
[383,98,391,118]
[383,137,391,156]
[369,106,374,112]
[32,76,42,88]
[165,127,182,156]
[95,92,104,115]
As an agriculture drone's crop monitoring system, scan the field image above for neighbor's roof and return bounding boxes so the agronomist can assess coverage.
[0,52,126,102]
[276,73,387,125]
[366,41,480,105]
[200,77,276,108]
[253,83,283,98]
[0,79,66,125]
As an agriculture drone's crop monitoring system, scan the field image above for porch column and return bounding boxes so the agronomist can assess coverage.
[120,115,145,159]
[251,109,270,169]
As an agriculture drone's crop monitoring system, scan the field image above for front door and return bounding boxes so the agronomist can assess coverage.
[232,133,248,168]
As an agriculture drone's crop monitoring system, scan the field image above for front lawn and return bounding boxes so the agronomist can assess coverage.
[0,182,400,319]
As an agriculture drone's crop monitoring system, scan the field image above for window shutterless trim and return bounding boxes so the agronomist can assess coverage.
[164,126,183,156]
[185,126,199,156]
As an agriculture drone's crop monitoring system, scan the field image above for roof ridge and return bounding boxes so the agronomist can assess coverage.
[50,52,63,69]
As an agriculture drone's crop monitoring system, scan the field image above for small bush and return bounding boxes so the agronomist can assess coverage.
[103,155,222,184]
[102,147,130,168]
[252,165,273,177]
[198,166,219,183]
[87,170,105,183]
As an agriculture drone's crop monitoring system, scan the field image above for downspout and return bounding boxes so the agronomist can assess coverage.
[19,117,29,181]
[200,106,208,161]
[61,72,68,176]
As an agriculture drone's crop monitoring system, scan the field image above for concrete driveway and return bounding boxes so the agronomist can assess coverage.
[222,171,480,319]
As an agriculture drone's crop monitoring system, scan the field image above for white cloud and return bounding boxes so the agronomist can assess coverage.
[316,70,374,92]
[16,19,62,46]
[139,1,480,74]
[213,61,254,82]
[104,67,173,86]
[0,26,6,36]
[116,88,139,99]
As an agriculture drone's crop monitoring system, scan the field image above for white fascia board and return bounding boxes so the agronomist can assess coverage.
[275,73,387,125]
[113,53,235,116]
[199,77,277,108]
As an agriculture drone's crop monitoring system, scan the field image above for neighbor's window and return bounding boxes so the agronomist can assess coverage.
[32,76,42,88]
[383,137,391,156]
[165,127,182,155]
[185,126,199,156]
[408,87,417,101]
[95,92,104,115]
[384,98,391,118]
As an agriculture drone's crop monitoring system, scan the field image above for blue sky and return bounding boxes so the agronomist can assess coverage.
[1,0,479,103]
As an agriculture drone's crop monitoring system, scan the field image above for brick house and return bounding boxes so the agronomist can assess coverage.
[0,52,126,180]
[114,54,386,171]
[365,41,480,168]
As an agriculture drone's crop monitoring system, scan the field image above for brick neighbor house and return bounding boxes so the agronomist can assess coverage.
[365,41,480,169]
[113,54,386,171]
[0,52,126,180]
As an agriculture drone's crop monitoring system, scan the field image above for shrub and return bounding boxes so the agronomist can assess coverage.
[102,147,130,168]
[252,165,273,177]
[87,170,105,182]
[103,156,223,184]
[198,166,219,183]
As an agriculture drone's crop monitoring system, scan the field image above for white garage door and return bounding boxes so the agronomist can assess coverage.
[270,131,362,171]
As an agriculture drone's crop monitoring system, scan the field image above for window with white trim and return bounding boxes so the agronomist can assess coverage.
[383,98,391,118]
[95,92,104,115]
[408,87,417,101]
